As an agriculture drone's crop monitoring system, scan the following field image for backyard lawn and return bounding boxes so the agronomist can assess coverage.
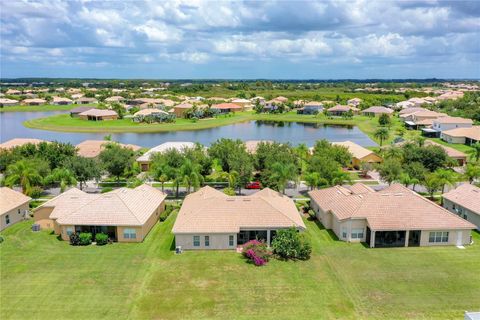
[1,214,479,319]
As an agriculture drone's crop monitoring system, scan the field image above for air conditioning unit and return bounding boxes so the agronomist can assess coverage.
[175,246,183,254]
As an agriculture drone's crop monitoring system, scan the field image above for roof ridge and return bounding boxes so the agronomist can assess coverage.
[256,194,302,227]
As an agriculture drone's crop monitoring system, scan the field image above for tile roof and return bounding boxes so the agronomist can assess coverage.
[172,186,306,234]
[36,185,166,226]
[134,108,169,117]
[433,116,473,125]
[332,141,379,160]
[137,141,195,162]
[442,126,480,140]
[76,140,141,158]
[0,138,46,150]
[79,108,118,117]
[309,184,475,231]
[212,103,243,110]
[361,106,393,114]
[0,187,31,214]
[443,183,480,215]
[398,107,428,115]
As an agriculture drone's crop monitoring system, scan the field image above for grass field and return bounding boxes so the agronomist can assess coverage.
[1,214,479,320]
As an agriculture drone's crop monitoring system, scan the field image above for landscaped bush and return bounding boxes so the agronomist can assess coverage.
[69,233,80,246]
[95,233,108,246]
[271,227,312,260]
[101,187,113,193]
[79,232,92,246]
[242,240,271,266]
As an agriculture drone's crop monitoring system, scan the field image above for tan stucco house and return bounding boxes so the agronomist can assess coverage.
[333,141,382,168]
[33,184,166,242]
[443,184,480,231]
[309,183,475,248]
[172,186,306,250]
[0,187,31,231]
[137,141,195,171]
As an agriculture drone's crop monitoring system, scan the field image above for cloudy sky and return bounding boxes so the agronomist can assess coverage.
[1,0,479,79]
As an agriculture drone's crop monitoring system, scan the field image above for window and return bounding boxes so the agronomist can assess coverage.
[18,209,21,214]
[66,227,74,237]
[341,227,347,239]
[123,228,137,239]
[429,231,449,243]
[229,235,234,247]
[5,215,10,225]
[205,236,210,247]
[351,228,364,239]
[193,236,200,247]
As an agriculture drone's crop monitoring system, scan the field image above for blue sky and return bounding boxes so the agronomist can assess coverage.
[1,0,479,79]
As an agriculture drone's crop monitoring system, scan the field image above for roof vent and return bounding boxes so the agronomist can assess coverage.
[226,198,235,201]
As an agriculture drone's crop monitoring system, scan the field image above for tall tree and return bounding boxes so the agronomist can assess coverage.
[62,156,101,190]
[270,162,296,194]
[5,160,42,194]
[180,159,203,194]
[433,169,458,193]
[464,163,480,184]
[44,168,77,193]
[99,143,134,183]
[423,173,442,200]
[376,159,402,185]
[374,127,389,146]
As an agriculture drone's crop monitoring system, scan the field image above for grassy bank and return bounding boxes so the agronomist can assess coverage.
[23,111,391,145]
[0,104,90,113]
[1,216,479,319]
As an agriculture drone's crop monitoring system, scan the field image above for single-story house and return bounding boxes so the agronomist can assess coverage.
[137,141,195,171]
[0,98,19,107]
[424,140,467,166]
[172,103,193,117]
[22,98,46,106]
[70,106,93,117]
[398,107,428,116]
[231,98,251,110]
[76,140,141,158]
[327,105,359,116]
[361,106,393,117]
[6,89,21,95]
[309,183,475,248]
[395,101,415,109]
[52,97,73,105]
[422,116,474,138]
[133,108,168,117]
[407,97,431,107]
[441,126,480,145]
[443,183,480,231]
[297,101,324,115]
[105,96,125,103]
[0,138,46,150]
[172,186,306,250]
[250,96,266,105]
[33,184,166,242]
[347,98,362,107]
[75,97,98,104]
[212,103,243,113]
[78,108,118,121]
[244,140,274,154]
[332,141,382,168]
[0,187,31,231]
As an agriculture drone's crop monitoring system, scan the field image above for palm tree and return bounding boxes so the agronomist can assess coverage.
[331,169,352,186]
[399,173,419,190]
[44,168,77,193]
[374,127,389,146]
[180,159,203,194]
[5,160,42,194]
[423,173,442,200]
[150,163,170,192]
[469,142,480,162]
[382,146,403,161]
[434,168,457,193]
[464,163,480,184]
[271,162,296,194]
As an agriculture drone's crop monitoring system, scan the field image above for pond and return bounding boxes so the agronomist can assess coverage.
[0,111,376,147]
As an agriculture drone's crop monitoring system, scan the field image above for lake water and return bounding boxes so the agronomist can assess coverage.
[0,111,376,147]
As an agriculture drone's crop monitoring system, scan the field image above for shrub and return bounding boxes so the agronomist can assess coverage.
[79,232,92,246]
[271,227,312,260]
[95,233,108,246]
[242,239,271,266]
[0,235,4,244]
[27,186,44,199]
[69,233,80,246]
[101,187,113,193]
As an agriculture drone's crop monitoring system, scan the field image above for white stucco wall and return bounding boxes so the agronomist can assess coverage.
[443,199,480,231]
[0,203,29,231]
[175,233,237,250]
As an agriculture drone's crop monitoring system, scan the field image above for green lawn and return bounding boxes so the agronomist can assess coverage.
[1,214,479,319]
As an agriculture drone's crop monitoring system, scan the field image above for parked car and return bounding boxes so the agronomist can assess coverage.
[245,181,261,189]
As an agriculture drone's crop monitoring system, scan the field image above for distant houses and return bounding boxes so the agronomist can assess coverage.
[0,98,19,107]
[0,138,46,150]
[327,105,359,116]
[75,140,141,158]
[309,183,475,248]
[361,106,393,117]
[52,97,73,105]
[137,142,195,171]
[22,98,46,106]
[211,103,243,113]
[78,108,118,121]
[332,141,382,168]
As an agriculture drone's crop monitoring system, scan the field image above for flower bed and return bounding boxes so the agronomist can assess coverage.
[242,240,272,266]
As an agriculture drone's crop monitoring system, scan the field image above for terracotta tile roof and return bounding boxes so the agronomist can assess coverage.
[36,185,166,226]
[134,108,168,117]
[332,141,379,160]
[309,184,475,231]
[76,140,141,158]
[244,140,273,153]
[0,187,31,214]
[0,138,46,150]
[22,98,47,104]
[361,106,393,114]
[433,116,473,125]
[174,103,193,109]
[79,108,118,117]
[105,96,125,102]
[172,186,306,234]
[442,126,480,140]
[328,105,359,112]
[52,96,73,103]
[399,107,428,115]
[212,103,242,110]
[443,183,480,215]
